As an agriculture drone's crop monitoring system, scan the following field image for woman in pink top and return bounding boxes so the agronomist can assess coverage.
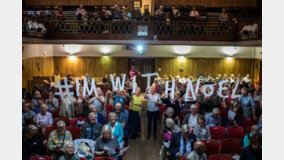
[129,66,140,78]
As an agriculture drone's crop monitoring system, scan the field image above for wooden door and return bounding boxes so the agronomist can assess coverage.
[128,58,155,92]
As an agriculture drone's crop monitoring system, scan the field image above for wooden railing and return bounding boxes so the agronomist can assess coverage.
[23,14,261,42]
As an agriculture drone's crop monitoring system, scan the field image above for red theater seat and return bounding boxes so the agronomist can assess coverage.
[220,138,241,154]
[125,105,129,111]
[94,157,115,160]
[44,126,57,140]
[245,126,252,135]
[242,118,252,129]
[71,117,87,127]
[252,118,259,125]
[30,155,53,160]
[208,154,234,160]
[179,111,184,122]
[51,110,59,119]
[79,158,86,160]
[160,105,166,116]
[227,126,245,139]
[209,126,226,140]
[180,157,186,160]
[54,117,70,127]
[106,105,113,116]
[66,126,81,140]
[202,139,219,156]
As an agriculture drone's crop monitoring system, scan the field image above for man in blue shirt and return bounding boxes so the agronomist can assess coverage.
[22,103,36,124]
[169,124,197,159]
[115,103,127,128]
[205,108,221,127]
[113,90,125,112]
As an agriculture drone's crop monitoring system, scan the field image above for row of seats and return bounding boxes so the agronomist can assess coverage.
[30,155,115,160]
[180,154,235,160]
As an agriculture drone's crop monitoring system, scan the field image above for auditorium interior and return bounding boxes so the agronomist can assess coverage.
[22,0,262,160]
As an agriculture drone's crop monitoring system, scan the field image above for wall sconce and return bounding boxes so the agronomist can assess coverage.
[64,45,81,55]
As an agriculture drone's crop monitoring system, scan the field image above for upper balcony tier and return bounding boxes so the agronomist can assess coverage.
[23,14,261,45]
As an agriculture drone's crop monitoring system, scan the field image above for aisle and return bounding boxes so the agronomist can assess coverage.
[125,110,163,160]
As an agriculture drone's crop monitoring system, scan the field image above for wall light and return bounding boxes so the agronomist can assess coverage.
[226,56,233,61]
[101,46,111,54]
[64,45,81,55]
[222,46,237,56]
[137,45,143,52]
[173,46,191,55]
[178,55,186,62]
[69,55,77,61]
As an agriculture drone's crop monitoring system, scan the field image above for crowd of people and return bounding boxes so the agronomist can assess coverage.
[30,4,233,23]
[22,67,262,160]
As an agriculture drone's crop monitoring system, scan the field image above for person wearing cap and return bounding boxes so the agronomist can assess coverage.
[186,141,207,160]
[169,124,197,159]
[205,108,221,127]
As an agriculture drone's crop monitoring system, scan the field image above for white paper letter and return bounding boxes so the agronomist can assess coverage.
[132,76,137,94]
[83,78,98,97]
[218,80,229,98]
[231,80,241,99]
[184,79,196,101]
[76,78,80,97]
[110,74,126,91]
[141,72,158,93]
[165,80,175,98]
[202,84,214,97]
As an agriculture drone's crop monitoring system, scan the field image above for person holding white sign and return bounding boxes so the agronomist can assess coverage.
[239,87,256,119]
[88,88,106,118]
[144,86,162,139]
[128,87,143,139]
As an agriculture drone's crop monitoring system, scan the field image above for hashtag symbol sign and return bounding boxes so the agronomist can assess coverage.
[54,78,74,100]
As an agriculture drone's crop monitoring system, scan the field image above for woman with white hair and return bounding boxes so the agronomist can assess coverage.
[163,118,181,142]
[88,87,106,118]
[94,125,121,160]
[183,104,200,130]
[36,104,53,129]
[89,104,105,125]
[161,107,178,133]
[106,112,124,148]
[58,141,81,160]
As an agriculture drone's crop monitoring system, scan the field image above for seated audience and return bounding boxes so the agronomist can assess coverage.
[143,8,150,21]
[22,125,45,160]
[161,107,178,133]
[80,112,103,141]
[219,8,228,22]
[155,5,165,17]
[89,105,105,125]
[115,103,127,128]
[169,124,197,159]
[205,108,221,127]
[106,112,124,148]
[258,114,262,134]
[186,141,207,160]
[105,90,114,106]
[194,115,211,141]
[102,10,113,21]
[47,121,73,159]
[91,13,102,21]
[172,6,180,17]
[182,104,199,130]
[75,4,86,20]
[164,118,181,142]
[23,103,36,124]
[56,7,65,20]
[94,125,121,160]
[36,104,53,129]
[113,90,126,112]
[189,7,200,20]
[122,8,132,20]
[243,125,261,148]
[240,135,262,160]
[59,94,76,118]
[45,91,59,111]
[58,141,81,160]
[23,114,38,135]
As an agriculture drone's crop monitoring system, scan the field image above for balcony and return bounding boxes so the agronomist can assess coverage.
[23,14,261,44]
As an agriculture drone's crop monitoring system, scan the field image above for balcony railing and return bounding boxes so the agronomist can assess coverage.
[23,14,261,42]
